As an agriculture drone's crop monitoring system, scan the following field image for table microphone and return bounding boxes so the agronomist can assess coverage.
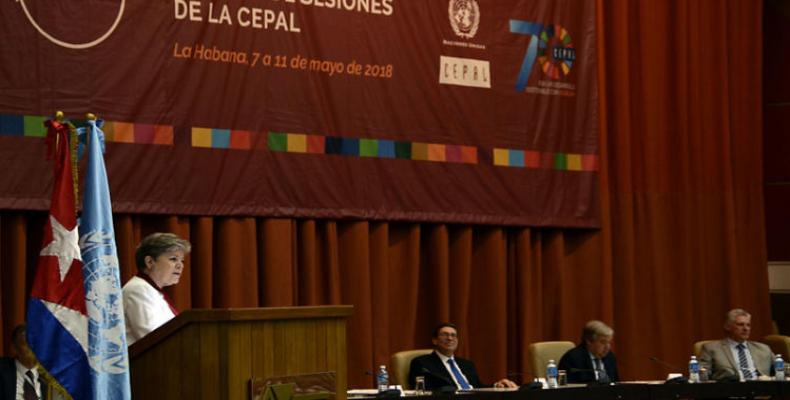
[648,357,688,384]
[420,367,457,394]
[519,381,544,391]
[568,368,611,386]
[503,372,541,391]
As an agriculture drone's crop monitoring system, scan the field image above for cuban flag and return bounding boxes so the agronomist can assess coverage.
[27,119,92,399]
[27,118,131,400]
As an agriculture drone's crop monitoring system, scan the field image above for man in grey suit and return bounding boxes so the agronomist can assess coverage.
[699,308,774,381]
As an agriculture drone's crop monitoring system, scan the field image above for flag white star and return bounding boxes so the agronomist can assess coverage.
[40,215,82,281]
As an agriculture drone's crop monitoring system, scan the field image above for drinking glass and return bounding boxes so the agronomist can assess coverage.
[414,376,426,394]
[558,370,568,386]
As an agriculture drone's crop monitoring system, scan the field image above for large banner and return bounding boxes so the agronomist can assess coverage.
[0,0,599,227]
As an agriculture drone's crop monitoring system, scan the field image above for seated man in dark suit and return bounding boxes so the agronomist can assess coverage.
[699,308,774,381]
[558,320,619,384]
[407,322,516,391]
[0,324,49,399]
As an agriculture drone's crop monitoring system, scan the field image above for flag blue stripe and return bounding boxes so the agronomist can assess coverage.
[27,299,91,400]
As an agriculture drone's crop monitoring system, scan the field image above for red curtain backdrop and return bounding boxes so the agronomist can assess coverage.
[0,0,768,387]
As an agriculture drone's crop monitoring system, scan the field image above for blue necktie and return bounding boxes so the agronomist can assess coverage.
[447,358,472,389]
[737,343,754,379]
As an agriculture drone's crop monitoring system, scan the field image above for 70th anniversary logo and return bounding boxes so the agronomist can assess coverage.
[440,0,578,97]
[510,19,577,96]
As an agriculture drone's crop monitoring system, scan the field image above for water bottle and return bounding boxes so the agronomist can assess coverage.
[376,365,389,392]
[775,354,785,381]
[688,356,700,383]
[546,359,558,388]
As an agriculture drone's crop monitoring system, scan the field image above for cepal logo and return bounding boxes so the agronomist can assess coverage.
[449,0,480,39]
[509,19,577,97]
[15,0,125,49]
[440,0,489,89]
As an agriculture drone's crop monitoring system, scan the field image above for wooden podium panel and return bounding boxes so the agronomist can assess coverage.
[129,306,353,400]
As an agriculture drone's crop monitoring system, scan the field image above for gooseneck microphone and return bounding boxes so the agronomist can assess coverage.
[569,367,611,386]
[505,372,542,391]
[648,357,688,384]
[420,367,457,394]
[648,356,682,371]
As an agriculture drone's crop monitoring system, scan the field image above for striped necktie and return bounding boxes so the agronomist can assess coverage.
[737,343,754,380]
[594,358,610,383]
[23,370,37,400]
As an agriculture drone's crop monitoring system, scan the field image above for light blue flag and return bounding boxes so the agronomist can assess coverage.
[77,119,132,400]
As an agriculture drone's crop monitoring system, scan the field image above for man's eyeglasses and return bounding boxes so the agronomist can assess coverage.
[437,332,458,338]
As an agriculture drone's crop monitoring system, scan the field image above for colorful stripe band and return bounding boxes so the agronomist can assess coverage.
[0,114,174,145]
[191,127,266,150]
[2,114,598,171]
[267,132,478,164]
[493,148,598,171]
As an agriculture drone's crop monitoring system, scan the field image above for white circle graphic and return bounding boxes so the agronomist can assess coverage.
[16,0,125,50]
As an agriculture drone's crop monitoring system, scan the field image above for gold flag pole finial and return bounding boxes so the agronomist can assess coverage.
[55,111,64,122]
[86,113,97,121]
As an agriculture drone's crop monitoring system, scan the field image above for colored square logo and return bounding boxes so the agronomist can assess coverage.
[114,122,135,143]
[153,125,174,145]
[325,137,343,154]
[230,130,251,149]
[445,145,462,163]
[394,141,411,159]
[212,129,231,148]
[493,148,509,166]
[553,153,567,170]
[566,154,582,171]
[307,135,325,153]
[411,143,428,161]
[287,133,307,152]
[427,144,446,162]
[0,114,24,135]
[192,127,212,148]
[135,124,156,144]
[102,121,115,141]
[359,139,378,157]
[340,138,359,155]
[524,150,540,168]
[378,140,395,158]
[460,146,477,164]
[582,154,598,171]
[253,131,268,150]
[268,132,287,151]
[508,150,525,167]
[23,116,47,137]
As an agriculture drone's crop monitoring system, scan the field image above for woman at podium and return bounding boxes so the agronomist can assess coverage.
[122,232,191,345]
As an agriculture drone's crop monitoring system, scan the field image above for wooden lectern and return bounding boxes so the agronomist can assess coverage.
[129,306,353,400]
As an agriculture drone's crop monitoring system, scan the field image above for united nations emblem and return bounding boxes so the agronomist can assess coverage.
[448,0,480,39]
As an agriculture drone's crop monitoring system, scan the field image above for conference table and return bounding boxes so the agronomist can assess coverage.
[350,381,790,400]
